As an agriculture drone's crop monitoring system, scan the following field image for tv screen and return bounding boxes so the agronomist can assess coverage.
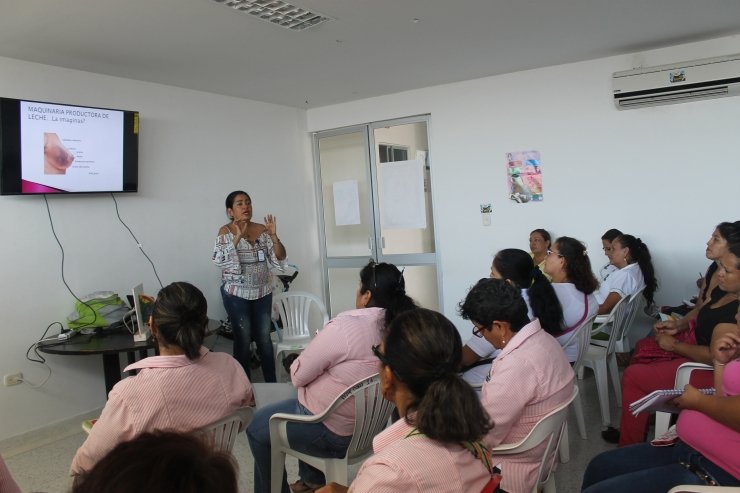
[0,97,138,195]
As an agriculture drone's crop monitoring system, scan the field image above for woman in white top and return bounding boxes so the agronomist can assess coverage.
[544,237,600,362]
[599,228,622,281]
[596,234,657,315]
[461,249,563,385]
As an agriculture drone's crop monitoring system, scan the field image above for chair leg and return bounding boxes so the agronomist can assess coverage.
[323,460,348,487]
[270,449,286,493]
[607,353,622,407]
[572,389,587,439]
[593,359,611,427]
[542,475,557,493]
[559,423,570,463]
[577,365,584,380]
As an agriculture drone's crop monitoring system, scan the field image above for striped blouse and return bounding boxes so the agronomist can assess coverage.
[213,230,282,300]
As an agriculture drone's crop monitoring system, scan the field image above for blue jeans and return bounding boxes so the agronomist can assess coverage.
[582,441,739,492]
[246,398,352,493]
[220,286,276,382]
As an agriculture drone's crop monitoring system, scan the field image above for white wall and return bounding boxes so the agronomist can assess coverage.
[307,35,740,334]
[0,57,319,441]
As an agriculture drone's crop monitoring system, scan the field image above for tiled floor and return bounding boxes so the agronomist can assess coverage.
[1,336,621,493]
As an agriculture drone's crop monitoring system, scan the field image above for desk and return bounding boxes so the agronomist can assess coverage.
[37,319,222,397]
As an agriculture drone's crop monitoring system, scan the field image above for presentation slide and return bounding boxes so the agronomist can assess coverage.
[20,101,124,192]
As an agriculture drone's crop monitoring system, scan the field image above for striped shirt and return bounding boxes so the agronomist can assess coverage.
[70,347,252,475]
[349,418,492,493]
[0,455,21,493]
[291,308,384,436]
[482,319,574,493]
[213,230,282,300]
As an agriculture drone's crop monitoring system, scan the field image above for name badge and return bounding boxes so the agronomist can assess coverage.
[257,249,266,262]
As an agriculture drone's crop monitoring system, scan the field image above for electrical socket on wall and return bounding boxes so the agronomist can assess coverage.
[3,372,23,386]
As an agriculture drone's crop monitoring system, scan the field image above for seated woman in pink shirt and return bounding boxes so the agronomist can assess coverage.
[318,308,500,493]
[582,289,740,492]
[70,282,253,477]
[247,261,416,493]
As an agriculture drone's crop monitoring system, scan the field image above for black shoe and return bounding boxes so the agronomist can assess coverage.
[601,427,620,444]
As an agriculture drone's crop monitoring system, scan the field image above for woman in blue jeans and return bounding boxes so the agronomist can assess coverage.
[213,190,286,382]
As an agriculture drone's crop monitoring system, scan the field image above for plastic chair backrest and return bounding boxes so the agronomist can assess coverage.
[198,406,253,452]
[492,386,578,486]
[273,291,329,342]
[565,313,599,376]
[593,295,630,355]
[616,286,646,347]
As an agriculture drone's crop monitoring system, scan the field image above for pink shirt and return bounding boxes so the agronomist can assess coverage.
[481,319,574,493]
[349,418,491,493]
[677,359,740,479]
[0,455,21,493]
[291,307,384,436]
[71,347,252,475]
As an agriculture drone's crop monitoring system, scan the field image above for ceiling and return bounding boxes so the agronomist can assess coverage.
[2,0,740,108]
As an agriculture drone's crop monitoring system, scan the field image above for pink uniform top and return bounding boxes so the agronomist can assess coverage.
[677,359,740,480]
[0,455,21,493]
[481,319,574,493]
[291,307,384,436]
[71,347,252,475]
[349,417,492,493]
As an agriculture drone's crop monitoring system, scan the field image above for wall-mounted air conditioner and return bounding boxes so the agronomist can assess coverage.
[612,54,740,110]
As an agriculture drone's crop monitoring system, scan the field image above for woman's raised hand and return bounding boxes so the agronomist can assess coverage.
[264,214,278,236]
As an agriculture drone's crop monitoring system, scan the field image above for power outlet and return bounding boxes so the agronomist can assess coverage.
[3,372,23,386]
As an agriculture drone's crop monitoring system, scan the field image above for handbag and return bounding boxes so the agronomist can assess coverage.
[630,321,697,365]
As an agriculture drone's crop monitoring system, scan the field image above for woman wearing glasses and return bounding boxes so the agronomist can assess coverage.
[247,260,416,493]
[544,237,600,362]
[317,309,500,493]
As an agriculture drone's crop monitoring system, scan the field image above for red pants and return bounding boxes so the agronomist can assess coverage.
[618,358,714,447]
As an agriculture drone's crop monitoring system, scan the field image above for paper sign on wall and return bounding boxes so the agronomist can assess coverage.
[332,180,361,226]
[506,150,543,203]
[379,159,426,229]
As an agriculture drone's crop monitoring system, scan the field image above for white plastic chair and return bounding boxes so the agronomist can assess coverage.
[492,385,578,493]
[198,406,254,452]
[654,362,713,438]
[272,291,329,382]
[557,313,598,463]
[268,373,394,493]
[580,295,631,427]
[591,286,647,354]
[668,486,740,492]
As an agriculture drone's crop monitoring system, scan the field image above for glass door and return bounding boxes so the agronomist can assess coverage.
[314,116,439,316]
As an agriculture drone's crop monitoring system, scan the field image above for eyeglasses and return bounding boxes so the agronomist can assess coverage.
[546,249,563,257]
[472,323,485,338]
[372,344,390,365]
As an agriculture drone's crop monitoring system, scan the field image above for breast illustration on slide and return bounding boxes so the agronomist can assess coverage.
[43,132,75,175]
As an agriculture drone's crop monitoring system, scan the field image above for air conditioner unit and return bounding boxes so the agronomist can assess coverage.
[612,54,740,110]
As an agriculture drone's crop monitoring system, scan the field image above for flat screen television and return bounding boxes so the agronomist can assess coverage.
[0,97,138,195]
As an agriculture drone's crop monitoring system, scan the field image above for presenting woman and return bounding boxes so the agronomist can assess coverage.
[317,309,499,493]
[213,190,287,382]
[247,261,416,493]
[70,282,252,476]
[596,234,657,315]
[544,236,600,362]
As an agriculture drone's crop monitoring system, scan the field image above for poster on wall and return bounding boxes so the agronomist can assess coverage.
[332,180,361,226]
[506,150,543,203]
[379,159,427,229]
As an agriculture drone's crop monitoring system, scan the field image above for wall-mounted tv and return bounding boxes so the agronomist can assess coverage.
[0,97,138,195]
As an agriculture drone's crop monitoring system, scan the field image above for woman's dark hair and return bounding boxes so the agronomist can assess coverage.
[493,249,563,335]
[382,308,492,443]
[554,237,599,294]
[729,241,740,267]
[224,190,250,210]
[614,234,658,305]
[152,282,208,360]
[716,221,740,245]
[359,260,417,328]
[601,228,623,242]
[459,278,530,332]
[530,228,551,246]
[72,431,238,493]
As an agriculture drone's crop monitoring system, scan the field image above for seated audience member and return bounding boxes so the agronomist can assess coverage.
[596,234,657,315]
[247,261,416,493]
[544,237,600,362]
[71,282,252,476]
[73,431,238,493]
[604,234,740,445]
[529,228,553,280]
[461,249,563,385]
[0,455,21,493]
[599,228,622,281]
[317,309,499,493]
[459,279,573,493]
[582,305,740,492]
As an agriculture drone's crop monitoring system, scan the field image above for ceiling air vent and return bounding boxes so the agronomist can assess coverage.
[210,0,333,31]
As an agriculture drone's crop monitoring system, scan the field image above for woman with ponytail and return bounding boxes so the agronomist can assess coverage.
[71,282,252,476]
[248,260,417,493]
[596,234,657,315]
[461,249,563,384]
[317,308,499,493]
